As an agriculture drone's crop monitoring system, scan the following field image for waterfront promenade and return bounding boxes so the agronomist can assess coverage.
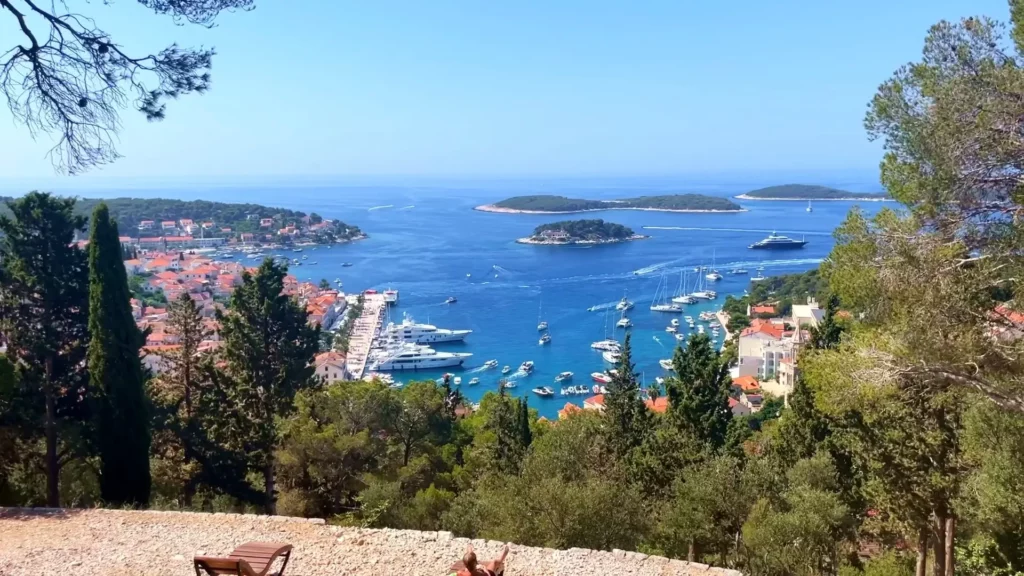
[346,293,387,379]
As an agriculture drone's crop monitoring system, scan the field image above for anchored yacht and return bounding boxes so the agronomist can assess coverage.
[748,232,808,250]
[368,343,472,371]
[591,339,621,352]
[385,316,471,344]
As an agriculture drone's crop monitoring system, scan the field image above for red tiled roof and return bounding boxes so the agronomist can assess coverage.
[558,403,582,420]
[732,375,760,392]
[751,305,776,315]
[644,396,669,413]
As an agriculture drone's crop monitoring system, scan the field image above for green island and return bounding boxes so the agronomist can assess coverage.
[0,196,365,244]
[736,184,890,201]
[517,219,646,245]
[477,193,743,214]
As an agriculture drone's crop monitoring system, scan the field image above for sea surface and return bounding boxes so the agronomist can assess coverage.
[64,179,886,419]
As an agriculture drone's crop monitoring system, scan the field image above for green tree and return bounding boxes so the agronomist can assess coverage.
[318,278,331,290]
[0,192,89,507]
[809,294,844,351]
[667,332,731,451]
[87,203,151,507]
[604,334,650,458]
[217,259,320,513]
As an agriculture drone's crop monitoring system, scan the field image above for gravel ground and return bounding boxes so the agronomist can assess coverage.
[0,508,741,576]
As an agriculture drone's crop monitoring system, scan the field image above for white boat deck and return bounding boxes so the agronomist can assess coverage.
[346,293,387,380]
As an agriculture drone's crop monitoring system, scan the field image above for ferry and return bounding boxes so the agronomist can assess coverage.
[749,232,808,250]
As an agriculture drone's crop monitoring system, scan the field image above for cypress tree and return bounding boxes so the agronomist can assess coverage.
[604,334,650,457]
[517,396,533,449]
[88,203,151,506]
[809,294,843,350]
[667,332,732,451]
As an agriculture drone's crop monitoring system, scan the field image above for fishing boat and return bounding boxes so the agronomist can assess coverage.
[532,386,555,397]
[484,359,499,369]
[555,371,574,382]
[539,333,552,345]
[591,372,613,384]
[520,361,535,373]
[501,365,512,375]
[468,377,480,386]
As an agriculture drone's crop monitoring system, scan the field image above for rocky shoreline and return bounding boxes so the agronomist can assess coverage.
[516,234,649,245]
[733,194,890,202]
[476,204,746,214]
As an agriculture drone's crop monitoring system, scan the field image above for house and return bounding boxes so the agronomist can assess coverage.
[791,297,824,328]
[141,345,180,374]
[260,218,274,228]
[748,304,776,316]
[138,220,155,230]
[643,395,669,414]
[179,219,194,229]
[240,233,255,242]
[729,397,751,417]
[144,258,180,273]
[558,403,583,420]
[732,375,761,394]
[539,229,570,241]
[583,394,606,411]
[738,318,791,379]
[314,351,348,383]
[161,221,177,231]
[202,222,215,229]
[124,259,143,276]
[741,392,764,413]
[221,227,233,233]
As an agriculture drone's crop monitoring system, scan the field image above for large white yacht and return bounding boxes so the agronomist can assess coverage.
[385,316,471,344]
[368,343,472,371]
[591,339,621,352]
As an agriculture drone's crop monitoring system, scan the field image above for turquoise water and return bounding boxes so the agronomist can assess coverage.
[74,181,884,418]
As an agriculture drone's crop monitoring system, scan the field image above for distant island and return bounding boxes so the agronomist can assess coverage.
[477,194,744,214]
[0,196,365,245]
[516,219,648,245]
[735,184,890,201]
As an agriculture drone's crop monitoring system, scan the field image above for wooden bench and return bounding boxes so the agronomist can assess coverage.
[194,542,293,576]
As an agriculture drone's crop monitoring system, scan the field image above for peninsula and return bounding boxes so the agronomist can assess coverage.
[516,219,648,245]
[477,194,743,214]
[735,184,890,201]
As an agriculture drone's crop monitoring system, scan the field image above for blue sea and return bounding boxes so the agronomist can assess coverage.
[60,178,886,419]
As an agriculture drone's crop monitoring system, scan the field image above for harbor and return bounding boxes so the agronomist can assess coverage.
[345,292,387,380]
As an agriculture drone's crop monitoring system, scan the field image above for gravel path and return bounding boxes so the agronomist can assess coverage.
[0,508,740,576]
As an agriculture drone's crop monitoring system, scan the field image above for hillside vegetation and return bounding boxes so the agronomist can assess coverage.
[490,193,741,212]
[740,184,888,200]
[532,219,635,241]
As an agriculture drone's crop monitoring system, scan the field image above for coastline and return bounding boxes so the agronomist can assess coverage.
[733,194,891,202]
[476,204,746,214]
[515,234,650,245]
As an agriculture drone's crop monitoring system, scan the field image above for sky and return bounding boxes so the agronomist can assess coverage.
[0,0,1011,183]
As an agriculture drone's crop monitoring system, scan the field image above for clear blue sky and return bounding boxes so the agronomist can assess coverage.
[0,0,1010,181]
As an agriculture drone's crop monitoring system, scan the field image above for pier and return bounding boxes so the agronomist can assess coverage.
[346,293,387,380]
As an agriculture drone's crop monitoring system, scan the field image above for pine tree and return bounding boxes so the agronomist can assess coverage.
[0,192,89,507]
[217,259,319,513]
[667,332,731,451]
[88,203,151,507]
[604,334,650,457]
[809,294,843,350]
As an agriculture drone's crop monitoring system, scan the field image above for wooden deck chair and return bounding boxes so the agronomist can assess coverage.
[194,542,293,576]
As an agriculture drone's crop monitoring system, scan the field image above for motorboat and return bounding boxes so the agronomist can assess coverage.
[591,339,621,352]
[675,333,685,341]
[705,270,723,281]
[602,350,621,364]
[502,365,512,374]
[616,297,634,311]
[368,343,472,371]
[445,296,457,304]
[698,325,706,334]
[484,359,499,369]
[665,326,677,333]
[539,333,552,345]
[731,269,748,275]
[671,318,680,327]
[555,371,574,382]
[532,386,555,398]
[699,311,716,321]
[385,316,471,344]
[520,361,535,373]
[651,303,683,313]
[691,290,716,300]
[342,262,354,267]
[591,372,613,384]
[684,316,694,323]
[749,232,808,250]
[501,379,518,389]
[468,377,480,386]
[659,359,674,370]
[616,317,632,328]
[537,321,548,331]
[453,376,462,385]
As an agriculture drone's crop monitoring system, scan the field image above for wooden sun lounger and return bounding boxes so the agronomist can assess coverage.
[194,542,293,576]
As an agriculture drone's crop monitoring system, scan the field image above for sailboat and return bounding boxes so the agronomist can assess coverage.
[806,200,813,213]
[650,273,682,312]
[592,307,621,351]
[537,296,547,331]
[672,270,696,304]
[705,250,723,282]
[691,266,717,299]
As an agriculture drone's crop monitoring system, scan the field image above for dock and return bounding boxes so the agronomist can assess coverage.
[715,309,733,350]
[346,293,387,380]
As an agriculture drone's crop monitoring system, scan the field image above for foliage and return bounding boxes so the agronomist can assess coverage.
[87,203,151,506]
[742,184,888,200]
[492,194,742,212]
[0,192,89,507]
[531,219,635,241]
[667,333,732,452]
[603,334,651,458]
[0,0,253,174]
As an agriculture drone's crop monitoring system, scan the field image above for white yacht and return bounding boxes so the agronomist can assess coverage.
[555,371,573,382]
[665,325,677,333]
[520,360,535,373]
[602,350,621,364]
[483,359,499,369]
[672,294,697,304]
[705,270,723,282]
[532,386,555,398]
[659,359,673,370]
[383,288,399,304]
[616,316,632,329]
[502,365,512,375]
[751,271,766,282]
[385,316,471,344]
[539,333,552,345]
[616,296,634,311]
[692,290,717,299]
[591,339,621,352]
[368,343,472,371]
[454,376,462,385]
[671,318,680,327]
[537,321,548,331]
[468,377,480,386]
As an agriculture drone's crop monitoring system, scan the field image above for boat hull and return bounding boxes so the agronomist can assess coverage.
[371,356,468,371]
[748,242,807,249]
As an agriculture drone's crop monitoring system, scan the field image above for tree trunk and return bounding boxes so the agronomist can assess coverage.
[264,462,276,515]
[932,515,947,576]
[44,357,59,508]
[916,528,928,576]
[687,540,695,562]
[944,516,955,576]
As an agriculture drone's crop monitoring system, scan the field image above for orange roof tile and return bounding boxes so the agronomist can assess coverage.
[732,376,760,392]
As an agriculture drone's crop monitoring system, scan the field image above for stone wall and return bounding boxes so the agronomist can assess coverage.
[0,507,742,576]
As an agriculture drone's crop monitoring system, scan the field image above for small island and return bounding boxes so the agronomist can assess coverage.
[516,219,648,245]
[735,184,890,201]
[477,194,744,214]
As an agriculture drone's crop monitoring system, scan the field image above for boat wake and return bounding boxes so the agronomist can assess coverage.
[466,365,489,374]
[653,336,664,347]
[587,301,620,312]
[492,265,515,275]
[368,204,394,211]
[399,205,415,210]
[642,226,832,236]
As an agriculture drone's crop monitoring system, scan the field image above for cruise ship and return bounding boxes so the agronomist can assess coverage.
[384,316,471,344]
[368,343,472,371]
[748,232,808,250]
